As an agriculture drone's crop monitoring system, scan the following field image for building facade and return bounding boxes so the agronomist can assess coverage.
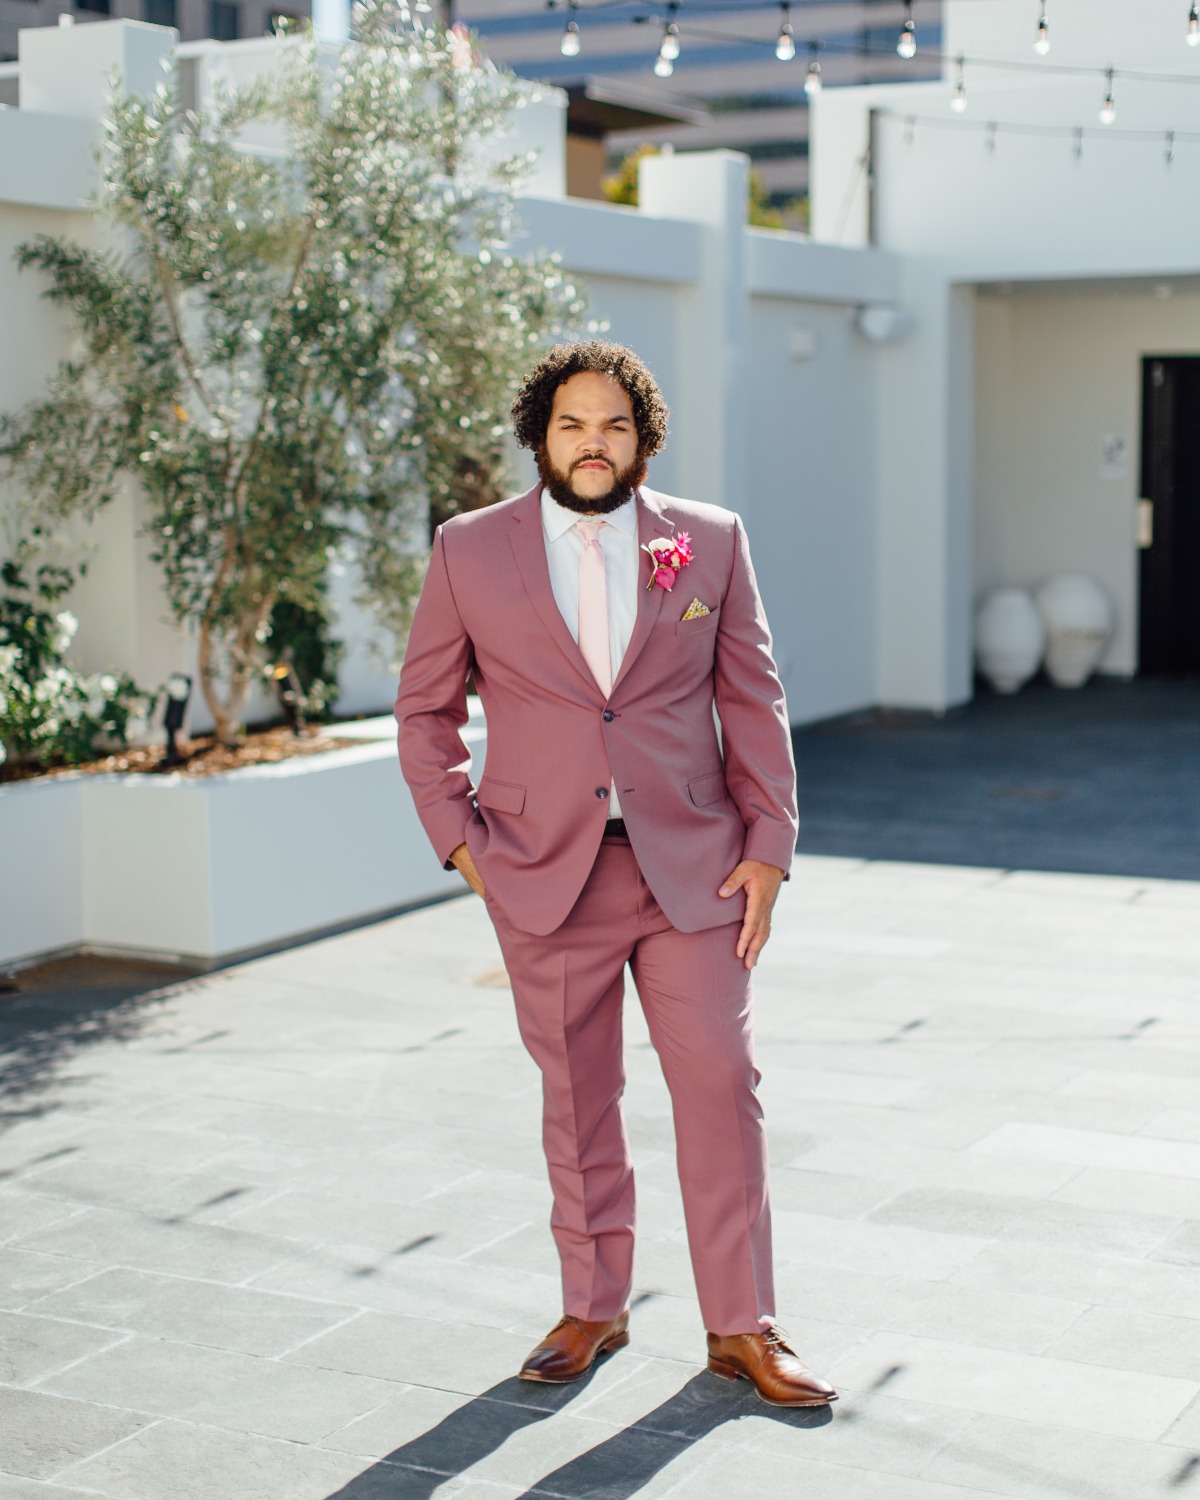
[0,0,306,61]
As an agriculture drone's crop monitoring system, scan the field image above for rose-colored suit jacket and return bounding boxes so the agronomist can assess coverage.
[394,483,797,937]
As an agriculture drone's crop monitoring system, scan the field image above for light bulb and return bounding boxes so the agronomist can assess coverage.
[897,2,916,58]
[1190,3,1199,44]
[654,51,674,77]
[1035,14,1050,54]
[776,25,795,61]
[560,19,580,57]
[1099,69,1115,124]
[660,22,680,61]
[804,56,822,96]
[951,55,966,111]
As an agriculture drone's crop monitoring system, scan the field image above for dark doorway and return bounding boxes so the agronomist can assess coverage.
[1139,356,1200,674]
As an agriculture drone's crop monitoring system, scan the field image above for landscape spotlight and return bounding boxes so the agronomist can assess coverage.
[270,657,307,735]
[161,672,192,768]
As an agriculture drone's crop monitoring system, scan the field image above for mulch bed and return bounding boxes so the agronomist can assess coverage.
[0,723,363,785]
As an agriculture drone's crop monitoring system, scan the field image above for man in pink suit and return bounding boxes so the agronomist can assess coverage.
[395,341,835,1407]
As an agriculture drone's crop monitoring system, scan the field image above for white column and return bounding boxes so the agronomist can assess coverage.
[311,0,351,44]
[873,264,975,711]
[18,18,176,119]
[637,150,749,512]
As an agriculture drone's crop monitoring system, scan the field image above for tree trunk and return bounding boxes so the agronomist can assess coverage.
[197,613,257,748]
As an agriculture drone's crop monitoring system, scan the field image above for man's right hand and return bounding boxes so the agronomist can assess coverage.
[448,842,485,898]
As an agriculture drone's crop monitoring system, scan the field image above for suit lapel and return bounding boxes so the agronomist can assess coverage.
[611,488,675,695]
[508,484,602,697]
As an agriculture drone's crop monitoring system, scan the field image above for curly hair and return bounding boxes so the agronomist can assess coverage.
[511,341,669,458]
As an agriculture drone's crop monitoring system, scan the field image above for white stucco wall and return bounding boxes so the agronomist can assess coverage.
[742,293,879,721]
[0,204,88,444]
[869,84,1200,282]
[973,284,1200,677]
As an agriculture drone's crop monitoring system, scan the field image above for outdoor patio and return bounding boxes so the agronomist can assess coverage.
[3,683,1200,1497]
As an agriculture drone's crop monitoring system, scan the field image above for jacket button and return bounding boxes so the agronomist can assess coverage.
[602,709,615,722]
[595,787,608,800]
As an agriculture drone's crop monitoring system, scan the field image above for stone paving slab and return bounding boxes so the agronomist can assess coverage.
[3,855,1200,1497]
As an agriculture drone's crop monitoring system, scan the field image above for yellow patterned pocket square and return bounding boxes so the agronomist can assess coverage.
[680,598,712,622]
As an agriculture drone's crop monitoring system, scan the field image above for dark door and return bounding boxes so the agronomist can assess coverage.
[1139,356,1200,674]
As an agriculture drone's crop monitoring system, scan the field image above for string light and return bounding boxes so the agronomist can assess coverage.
[560,0,580,58]
[1099,68,1115,124]
[804,42,823,96]
[659,4,681,61]
[1190,3,1199,45]
[1035,7,1050,55]
[897,0,917,59]
[775,1,795,62]
[952,54,966,112]
[879,108,1200,169]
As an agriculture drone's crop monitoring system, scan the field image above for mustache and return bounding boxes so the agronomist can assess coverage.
[571,454,614,472]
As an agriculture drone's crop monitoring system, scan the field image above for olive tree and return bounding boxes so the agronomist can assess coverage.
[0,2,584,744]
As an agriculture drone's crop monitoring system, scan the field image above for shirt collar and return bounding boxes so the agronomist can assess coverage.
[541,484,639,542]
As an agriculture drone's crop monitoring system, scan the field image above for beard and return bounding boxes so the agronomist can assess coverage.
[535,447,645,516]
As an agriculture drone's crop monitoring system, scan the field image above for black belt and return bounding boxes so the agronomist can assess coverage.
[601,817,630,840]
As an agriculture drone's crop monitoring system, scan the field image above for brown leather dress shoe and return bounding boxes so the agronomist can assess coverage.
[706,1326,837,1407]
[519,1311,630,1383]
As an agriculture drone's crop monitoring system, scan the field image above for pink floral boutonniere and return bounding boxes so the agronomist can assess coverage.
[642,532,693,591]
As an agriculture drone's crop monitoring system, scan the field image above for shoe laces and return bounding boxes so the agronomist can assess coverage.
[763,1325,796,1354]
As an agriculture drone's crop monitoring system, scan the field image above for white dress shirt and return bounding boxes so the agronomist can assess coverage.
[541,486,638,816]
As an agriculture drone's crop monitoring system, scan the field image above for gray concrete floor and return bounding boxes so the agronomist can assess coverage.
[3,845,1200,1498]
[793,676,1200,881]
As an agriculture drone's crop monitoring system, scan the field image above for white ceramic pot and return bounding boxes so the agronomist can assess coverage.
[1034,573,1114,689]
[975,587,1045,694]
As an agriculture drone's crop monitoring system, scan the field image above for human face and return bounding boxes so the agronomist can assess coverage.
[537,371,643,515]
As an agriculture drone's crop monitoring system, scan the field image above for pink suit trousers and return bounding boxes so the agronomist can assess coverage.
[487,834,775,1336]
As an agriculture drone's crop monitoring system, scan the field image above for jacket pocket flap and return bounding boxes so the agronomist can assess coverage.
[688,771,727,807]
[477,777,526,815]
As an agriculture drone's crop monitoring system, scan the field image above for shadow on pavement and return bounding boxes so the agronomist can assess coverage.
[793,676,1200,880]
[326,1371,831,1500]
[0,953,203,1123]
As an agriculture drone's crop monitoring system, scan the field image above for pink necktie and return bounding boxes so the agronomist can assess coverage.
[575,519,612,697]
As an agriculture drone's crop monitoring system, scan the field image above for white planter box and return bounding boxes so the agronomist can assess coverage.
[0,715,485,969]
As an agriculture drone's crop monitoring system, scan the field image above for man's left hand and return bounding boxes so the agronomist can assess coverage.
[719,860,786,970]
